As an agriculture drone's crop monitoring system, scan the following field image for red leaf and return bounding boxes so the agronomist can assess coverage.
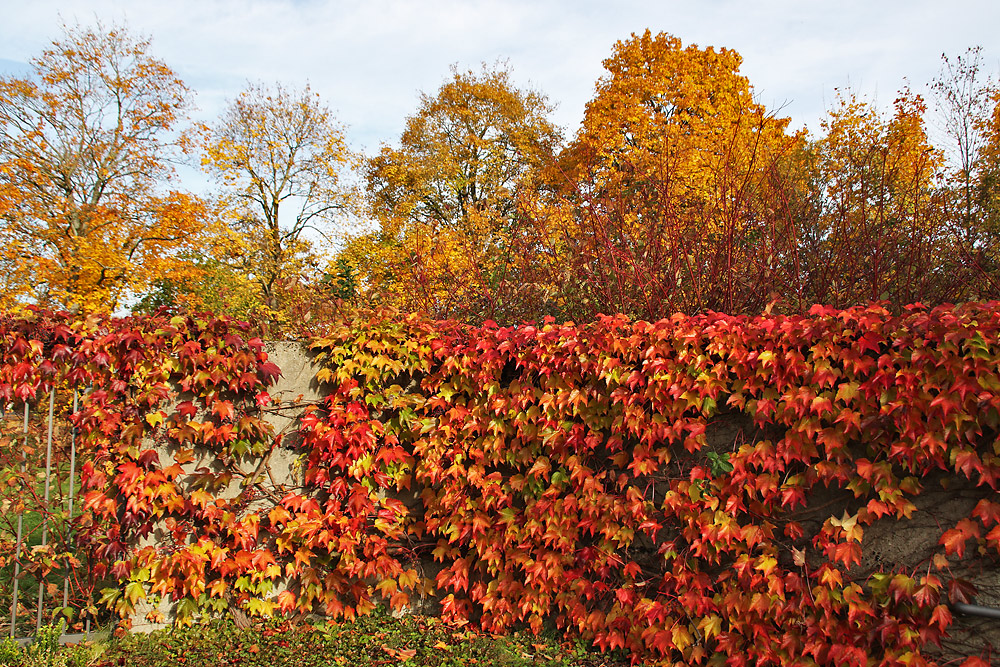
[940,519,981,557]
[948,578,977,604]
[177,401,197,419]
[954,450,982,479]
[136,449,160,468]
[929,604,952,630]
[913,582,939,607]
[259,361,281,384]
[832,541,862,568]
[117,461,143,486]
[972,499,1000,527]
[986,524,1000,549]
[281,493,314,513]
[959,657,991,667]
[213,400,235,421]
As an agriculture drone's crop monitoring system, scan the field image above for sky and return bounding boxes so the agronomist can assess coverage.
[1,0,998,187]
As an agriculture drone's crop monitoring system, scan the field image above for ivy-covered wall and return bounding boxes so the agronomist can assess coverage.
[1,305,999,666]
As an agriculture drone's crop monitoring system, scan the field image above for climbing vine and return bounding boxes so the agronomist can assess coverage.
[1,304,998,666]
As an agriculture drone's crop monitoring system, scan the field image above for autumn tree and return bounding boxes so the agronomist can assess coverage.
[977,90,1000,260]
[932,48,1000,289]
[132,253,265,320]
[202,82,355,318]
[801,89,982,307]
[0,22,206,312]
[543,30,803,320]
[340,62,562,321]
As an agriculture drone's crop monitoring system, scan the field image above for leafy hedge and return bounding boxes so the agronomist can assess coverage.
[1,305,999,666]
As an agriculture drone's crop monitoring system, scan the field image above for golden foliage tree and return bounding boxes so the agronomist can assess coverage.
[977,91,1000,260]
[202,82,355,318]
[804,89,964,306]
[544,30,803,319]
[0,22,205,312]
[341,63,562,320]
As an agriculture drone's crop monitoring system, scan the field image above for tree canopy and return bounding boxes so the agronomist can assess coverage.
[3,23,999,328]
[202,82,356,317]
[0,21,205,312]
[543,30,802,319]
[340,62,562,321]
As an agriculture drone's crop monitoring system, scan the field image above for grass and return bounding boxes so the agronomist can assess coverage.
[0,613,632,667]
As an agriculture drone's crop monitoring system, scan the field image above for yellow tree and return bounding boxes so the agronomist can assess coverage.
[341,62,562,321]
[806,89,965,307]
[202,82,355,319]
[548,30,802,319]
[0,22,205,312]
[977,90,1000,267]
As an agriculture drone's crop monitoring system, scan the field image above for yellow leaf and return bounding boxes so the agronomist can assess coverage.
[698,614,723,640]
[755,555,778,575]
[671,625,693,651]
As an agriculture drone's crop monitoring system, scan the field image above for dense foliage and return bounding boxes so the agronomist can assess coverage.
[3,24,1000,327]
[0,22,206,312]
[339,33,1000,325]
[2,25,999,667]
[2,306,999,665]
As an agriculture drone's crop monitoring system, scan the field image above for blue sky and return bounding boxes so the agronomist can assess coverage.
[1,0,998,171]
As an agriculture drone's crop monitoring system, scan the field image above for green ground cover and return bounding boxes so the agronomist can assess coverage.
[0,615,630,667]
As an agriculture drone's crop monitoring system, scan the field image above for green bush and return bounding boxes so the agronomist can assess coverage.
[0,636,24,666]
[0,622,92,667]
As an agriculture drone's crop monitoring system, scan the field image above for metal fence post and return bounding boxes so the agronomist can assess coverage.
[62,391,78,614]
[36,388,55,632]
[8,402,29,639]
